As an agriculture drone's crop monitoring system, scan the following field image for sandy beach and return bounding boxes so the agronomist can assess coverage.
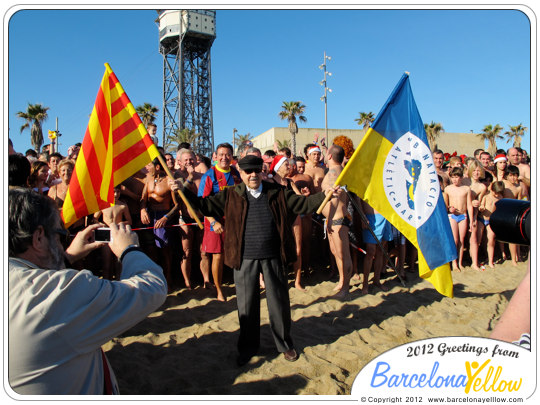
[103,259,528,395]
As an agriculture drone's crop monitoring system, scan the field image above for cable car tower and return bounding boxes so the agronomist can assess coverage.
[157,10,216,156]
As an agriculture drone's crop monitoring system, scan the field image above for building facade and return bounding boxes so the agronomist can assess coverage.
[251,127,485,158]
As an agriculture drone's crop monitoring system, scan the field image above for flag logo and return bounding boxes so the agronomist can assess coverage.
[383,132,440,228]
[334,73,455,297]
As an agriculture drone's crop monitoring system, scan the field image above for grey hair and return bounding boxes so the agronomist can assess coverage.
[8,188,59,256]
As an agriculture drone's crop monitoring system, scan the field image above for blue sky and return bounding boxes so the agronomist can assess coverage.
[7,6,532,156]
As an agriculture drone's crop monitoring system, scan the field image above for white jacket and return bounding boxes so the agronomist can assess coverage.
[8,250,167,395]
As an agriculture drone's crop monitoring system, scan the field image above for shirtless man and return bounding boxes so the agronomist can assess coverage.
[444,167,474,271]
[358,201,392,294]
[93,186,132,280]
[507,147,530,190]
[503,165,526,266]
[174,149,209,289]
[303,144,326,193]
[141,157,179,291]
[289,156,316,279]
[432,149,449,188]
[320,145,352,299]
[479,152,495,185]
[479,181,505,268]
[467,160,488,271]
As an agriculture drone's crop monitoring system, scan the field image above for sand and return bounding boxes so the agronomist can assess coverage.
[103,259,528,395]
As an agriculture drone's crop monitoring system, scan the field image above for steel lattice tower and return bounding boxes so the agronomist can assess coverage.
[157,10,216,156]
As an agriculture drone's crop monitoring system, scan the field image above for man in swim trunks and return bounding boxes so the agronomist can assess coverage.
[443,166,473,271]
[141,157,179,291]
[320,144,352,299]
[174,149,208,289]
[358,200,393,294]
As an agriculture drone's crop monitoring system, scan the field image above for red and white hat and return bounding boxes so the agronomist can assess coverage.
[493,154,507,164]
[269,155,288,174]
[307,145,322,155]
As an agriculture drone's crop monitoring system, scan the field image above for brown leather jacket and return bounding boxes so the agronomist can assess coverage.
[185,181,326,269]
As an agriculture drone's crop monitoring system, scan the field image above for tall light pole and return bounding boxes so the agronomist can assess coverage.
[319,51,332,144]
[233,128,238,154]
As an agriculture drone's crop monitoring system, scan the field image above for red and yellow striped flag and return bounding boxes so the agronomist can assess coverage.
[62,63,160,227]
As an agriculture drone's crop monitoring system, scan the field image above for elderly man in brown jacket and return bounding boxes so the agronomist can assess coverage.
[170,155,339,366]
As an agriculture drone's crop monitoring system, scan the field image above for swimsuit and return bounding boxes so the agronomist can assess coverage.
[448,213,467,223]
[477,216,489,226]
[330,216,352,227]
[149,210,171,248]
[362,214,393,244]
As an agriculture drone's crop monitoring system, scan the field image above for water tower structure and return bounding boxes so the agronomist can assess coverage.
[157,10,216,155]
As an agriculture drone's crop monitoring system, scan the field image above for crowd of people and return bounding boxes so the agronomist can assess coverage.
[7,133,532,393]
[8,135,532,297]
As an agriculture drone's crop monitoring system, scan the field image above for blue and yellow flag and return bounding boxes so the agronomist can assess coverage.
[336,73,456,297]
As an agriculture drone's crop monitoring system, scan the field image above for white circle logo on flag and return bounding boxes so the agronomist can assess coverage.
[383,132,440,228]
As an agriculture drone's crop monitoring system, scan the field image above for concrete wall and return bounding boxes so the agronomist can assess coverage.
[251,127,485,157]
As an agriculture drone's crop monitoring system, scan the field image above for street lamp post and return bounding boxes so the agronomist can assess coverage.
[319,51,332,145]
[233,128,238,154]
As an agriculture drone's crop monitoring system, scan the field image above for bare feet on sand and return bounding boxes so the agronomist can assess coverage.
[216,292,226,302]
[373,281,389,292]
[332,289,349,300]
[295,283,306,291]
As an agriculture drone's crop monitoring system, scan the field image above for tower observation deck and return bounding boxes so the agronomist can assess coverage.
[157,10,216,156]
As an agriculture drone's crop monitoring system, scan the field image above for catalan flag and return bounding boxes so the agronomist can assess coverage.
[335,73,456,297]
[62,63,160,227]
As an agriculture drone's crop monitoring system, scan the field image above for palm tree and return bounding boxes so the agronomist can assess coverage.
[354,111,375,129]
[504,123,527,148]
[135,102,159,128]
[17,103,49,153]
[477,124,503,156]
[278,101,307,155]
[234,132,253,149]
[424,121,445,152]
[276,139,291,149]
[165,127,199,153]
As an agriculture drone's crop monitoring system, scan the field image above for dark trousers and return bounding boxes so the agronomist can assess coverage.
[234,258,294,356]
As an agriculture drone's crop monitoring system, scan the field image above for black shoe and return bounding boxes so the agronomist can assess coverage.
[283,348,299,362]
[237,352,255,367]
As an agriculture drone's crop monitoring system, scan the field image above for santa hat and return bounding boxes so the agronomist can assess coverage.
[269,155,288,174]
[307,146,322,155]
[493,154,507,164]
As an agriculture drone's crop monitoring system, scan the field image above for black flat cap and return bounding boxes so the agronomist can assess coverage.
[238,155,263,171]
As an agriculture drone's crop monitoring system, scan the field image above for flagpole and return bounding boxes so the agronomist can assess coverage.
[344,188,406,287]
[156,154,204,230]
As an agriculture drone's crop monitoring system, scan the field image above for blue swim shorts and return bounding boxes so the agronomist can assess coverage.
[362,214,393,244]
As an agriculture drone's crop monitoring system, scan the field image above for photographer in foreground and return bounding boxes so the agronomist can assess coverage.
[489,198,531,349]
[8,188,167,395]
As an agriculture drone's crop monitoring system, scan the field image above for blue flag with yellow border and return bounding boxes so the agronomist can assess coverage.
[336,73,456,297]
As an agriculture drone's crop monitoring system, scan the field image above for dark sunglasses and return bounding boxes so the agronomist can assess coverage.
[244,168,262,174]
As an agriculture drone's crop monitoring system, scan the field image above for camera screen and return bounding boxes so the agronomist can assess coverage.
[95,228,111,242]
